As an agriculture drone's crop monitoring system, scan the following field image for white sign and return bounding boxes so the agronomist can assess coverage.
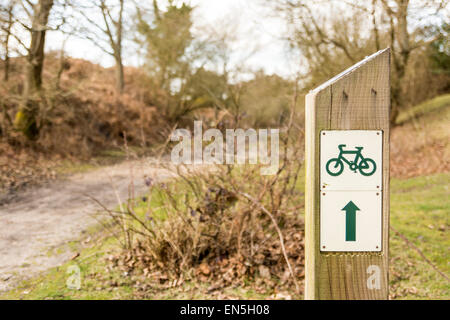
[320,130,383,252]
[320,130,382,191]
[320,191,382,252]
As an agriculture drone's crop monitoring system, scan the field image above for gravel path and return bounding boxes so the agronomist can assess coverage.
[0,158,175,292]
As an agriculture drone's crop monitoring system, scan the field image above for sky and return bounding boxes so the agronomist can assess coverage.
[27,0,450,81]
[44,0,300,79]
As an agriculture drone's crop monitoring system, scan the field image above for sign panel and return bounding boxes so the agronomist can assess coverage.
[320,130,382,191]
[320,130,383,252]
[320,191,382,252]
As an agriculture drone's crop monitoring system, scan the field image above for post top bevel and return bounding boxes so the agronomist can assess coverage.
[307,48,390,96]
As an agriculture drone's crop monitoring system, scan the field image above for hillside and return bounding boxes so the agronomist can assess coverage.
[1,54,161,153]
[391,94,450,178]
[0,55,162,195]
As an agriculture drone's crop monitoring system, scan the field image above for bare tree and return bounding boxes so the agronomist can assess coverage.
[7,0,56,139]
[354,0,448,123]
[74,0,126,94]
[0,1,14,82]
[25,1,54,96]
[274,1,372,88]
[272,0,449,125]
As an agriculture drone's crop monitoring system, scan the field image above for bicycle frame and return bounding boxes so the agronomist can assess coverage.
[337,145,365,168]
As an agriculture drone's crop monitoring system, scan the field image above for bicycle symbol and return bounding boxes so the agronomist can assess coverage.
[326,144,376,177]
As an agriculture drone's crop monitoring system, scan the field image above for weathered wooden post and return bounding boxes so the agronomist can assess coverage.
[305,48,390,300]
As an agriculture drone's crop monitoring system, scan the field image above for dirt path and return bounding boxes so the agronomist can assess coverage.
[0,158,175,292]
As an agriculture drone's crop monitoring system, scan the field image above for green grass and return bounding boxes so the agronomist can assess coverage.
[1,172,448,300]
[54,160,97,176]
[389,173,450,299]
[0,233,269,300]
[396,94,450,125]
[54,146,157,177]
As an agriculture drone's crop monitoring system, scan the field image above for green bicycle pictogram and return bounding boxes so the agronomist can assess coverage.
[326,144,376,176]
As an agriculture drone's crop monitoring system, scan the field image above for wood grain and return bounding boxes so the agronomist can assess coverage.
[305,48,390,300]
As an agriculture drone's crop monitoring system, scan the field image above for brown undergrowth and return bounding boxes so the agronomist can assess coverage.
[0,54,162,158]
[391,103,449,178]
[108,167,305,295]
[0,141,58,200]
[100,117,307,295]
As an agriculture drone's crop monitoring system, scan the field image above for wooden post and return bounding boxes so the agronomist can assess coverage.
[305,48,390,300]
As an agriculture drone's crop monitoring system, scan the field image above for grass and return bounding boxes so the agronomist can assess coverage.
[0,231,270,300]
[396,93,450,125]
[54,160,97,176]
[1,171,448,300]
[53,150,128,177]
[53,145,155,177]
[389,173,450,300]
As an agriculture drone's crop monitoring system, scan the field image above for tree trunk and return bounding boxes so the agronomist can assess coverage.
[98,0,125,95]
[4,45,10,83]
[115,0,124,94]
[390,86,401,125]
[115,54,125,94]
[3,5,13,82]
[389,0,410,126]
[396,0,410,72]
[371,0,380,51]
[14,0,54,139]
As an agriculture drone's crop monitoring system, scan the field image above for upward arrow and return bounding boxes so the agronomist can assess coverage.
[342,201,360,241]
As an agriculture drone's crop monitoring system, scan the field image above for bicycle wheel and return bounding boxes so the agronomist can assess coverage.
[359,158,376,176]
[326,158,344,176]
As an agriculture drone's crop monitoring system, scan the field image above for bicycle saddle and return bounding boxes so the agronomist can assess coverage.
[355,146,364,150]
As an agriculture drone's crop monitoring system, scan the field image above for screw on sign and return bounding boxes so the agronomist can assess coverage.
[305,48,390,300]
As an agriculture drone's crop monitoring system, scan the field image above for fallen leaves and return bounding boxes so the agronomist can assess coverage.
[390,121,450,178]
[198,262,211,276]
[258,265,271,279]
[0,142,58,202]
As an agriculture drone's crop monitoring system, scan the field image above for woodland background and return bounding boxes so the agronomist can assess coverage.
[0,0,449,300]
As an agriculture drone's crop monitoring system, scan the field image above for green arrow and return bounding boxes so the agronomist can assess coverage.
[342,201,360,241]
